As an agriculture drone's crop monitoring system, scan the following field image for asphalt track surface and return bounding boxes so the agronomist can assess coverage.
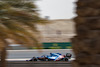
[7,61,72,67]
[7,49,75,61]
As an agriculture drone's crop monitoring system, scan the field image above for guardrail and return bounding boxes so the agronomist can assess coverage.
[7,61,72,67]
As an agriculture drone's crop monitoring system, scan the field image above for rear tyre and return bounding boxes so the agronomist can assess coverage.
[33,58,37,61]
[64,58,68,61]
[31,57,37,61]
[48,59,51,61]
[26,60,29,61]
[66,53,72,59]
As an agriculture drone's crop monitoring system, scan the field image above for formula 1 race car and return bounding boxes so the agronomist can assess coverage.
[26,53,72,61]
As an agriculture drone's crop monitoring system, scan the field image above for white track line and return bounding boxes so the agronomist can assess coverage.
[6,58,30,61]
[6,58,75,61]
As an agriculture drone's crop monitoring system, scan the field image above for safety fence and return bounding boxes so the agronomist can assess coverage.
[30,42,72,49]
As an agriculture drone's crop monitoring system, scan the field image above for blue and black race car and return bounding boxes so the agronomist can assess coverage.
[26,53,72,61]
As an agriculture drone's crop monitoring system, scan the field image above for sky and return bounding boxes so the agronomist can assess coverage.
[35,0,77,20]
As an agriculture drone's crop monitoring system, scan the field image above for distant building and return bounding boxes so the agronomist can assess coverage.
[36,19,76,43]
[7,19,76,49]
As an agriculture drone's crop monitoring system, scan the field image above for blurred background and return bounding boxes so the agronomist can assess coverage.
[0,0,78,67]
[6,0,77,61]
[0,0,98,67]
[8,0,77,50]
